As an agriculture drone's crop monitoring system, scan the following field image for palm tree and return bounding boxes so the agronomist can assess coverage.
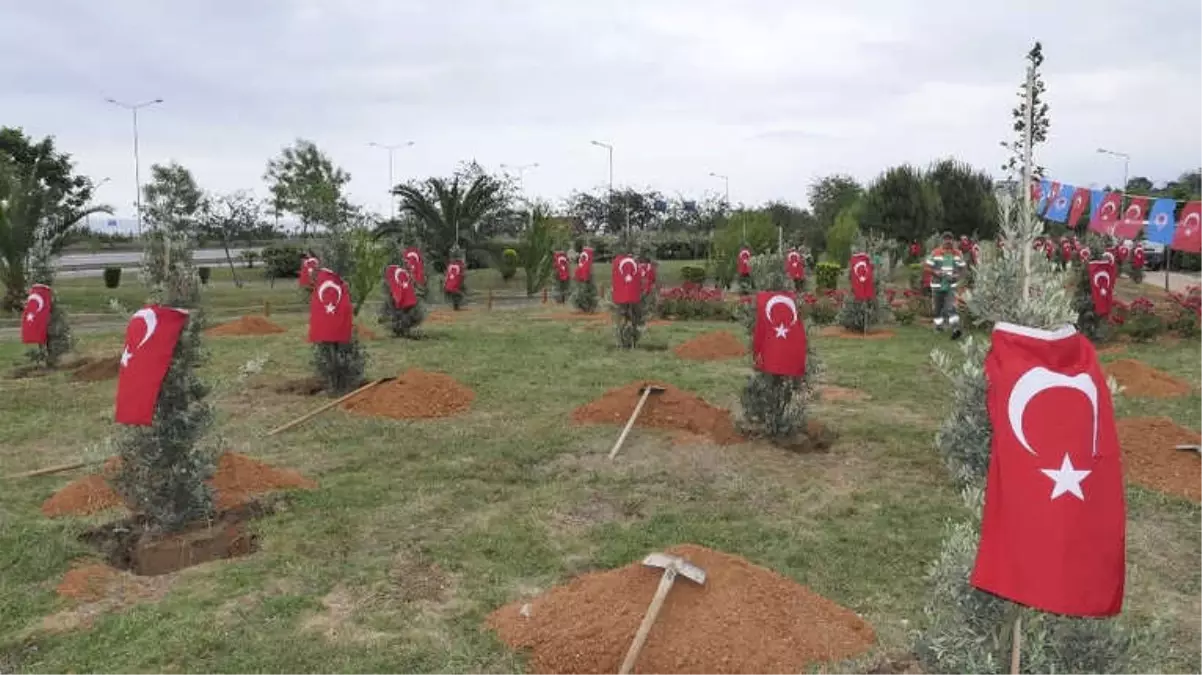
[0,164,110,310]
[377,174,506,268]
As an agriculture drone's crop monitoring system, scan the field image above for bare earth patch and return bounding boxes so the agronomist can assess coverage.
[31,562,175,636]
[1105,359,1193,398]
[1117,417,1201,502]
[301,585,397,645]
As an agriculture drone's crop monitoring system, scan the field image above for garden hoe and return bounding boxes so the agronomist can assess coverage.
[618,552,707,675]
[608,385,665,460]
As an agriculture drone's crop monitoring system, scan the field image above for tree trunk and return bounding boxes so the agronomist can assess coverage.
[221,237,242,288]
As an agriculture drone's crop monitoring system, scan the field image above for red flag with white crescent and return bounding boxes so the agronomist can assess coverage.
[553,251,570,282]
[444,260,465,293]
[849,252,874,301]
[308,268,353,343]
[1171,202,1201,254]
[737,247,752,277]
[1113,197,1149,239]
[20,284,52,345]
[115,305,190,426]
[638,261,656,295]
[299,256,320,287]
[1088,260,1115,316]
[1067,188,1089,228]
[972,322,1125,617]
[611,254,641,305]
[1078,246,1092,263]
[785,249,805,280]
[753,291,807,377]
[1132,244,1145,270]
[403,247,426,284]
[1060,239,1073,263]
[574,247,594,282]
[385,264,418,309]
[1088,192,1123,234]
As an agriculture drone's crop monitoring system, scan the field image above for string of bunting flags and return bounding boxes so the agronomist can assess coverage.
[1031,178,1200,254]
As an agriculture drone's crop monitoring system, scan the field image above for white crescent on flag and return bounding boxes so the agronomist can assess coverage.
[1093,269,1111,296]
[317,280,343,306]
[406,251,420,264]
[130,308,159,349]
[25,292,45,314]
[618,257,637,278]
[1008,366,1100,458]
[852,259,868,282]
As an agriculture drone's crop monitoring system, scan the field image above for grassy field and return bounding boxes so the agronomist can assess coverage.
[0,291,1198,672]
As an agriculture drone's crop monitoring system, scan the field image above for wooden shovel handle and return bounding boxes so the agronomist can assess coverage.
[619,567,678,675]
[266,378,392,436]
[4,461,88,480]
[609,388,654,460]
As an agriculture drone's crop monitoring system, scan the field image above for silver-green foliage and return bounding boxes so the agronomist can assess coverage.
[377,247,426,339]
[312,215,367,394]
[572,277,598,313]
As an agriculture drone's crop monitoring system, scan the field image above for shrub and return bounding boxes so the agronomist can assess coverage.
[197,266,211,285]
[572,278,598,313]
[1119,297,1163,343]
[1167,285,1201,338]
[262,244,304,279]
[680,265,707,284]
[892,300,917,325]
[806,290,841,325]
[657,284,732,321]
[815,261,841,292]
[103,267,122,288]
[240,251,259,268]
[500,247,519,281]
[908,262,926,291]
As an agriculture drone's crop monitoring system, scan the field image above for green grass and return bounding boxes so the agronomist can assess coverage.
[0,298,1198,672]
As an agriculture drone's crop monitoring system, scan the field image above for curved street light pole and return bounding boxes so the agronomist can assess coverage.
[709,172,734,239]
[1096,147,1130,193]
[501,162,540,230]
[105,98,162,237]
[590,141,615,235]
[369,141,415,221]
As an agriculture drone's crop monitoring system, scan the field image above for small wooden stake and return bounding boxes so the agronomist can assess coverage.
[5,461,88,480]
[1010,615,1023,674]
[542,287,548,304]
[266,378,393,436]
[488,289,494,310]
[264,299,271,317]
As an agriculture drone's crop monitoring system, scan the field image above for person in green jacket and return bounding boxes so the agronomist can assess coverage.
[925,232,966,339]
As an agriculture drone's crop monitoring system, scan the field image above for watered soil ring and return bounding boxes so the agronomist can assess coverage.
[1104,359,1192,398]
[205,315,287,337]
[818,326,896,340]
[673,331,746,361]
[571,381,742,445]
[1117,417,1201,502]
[341,369,475,419]
[487,543,875,674]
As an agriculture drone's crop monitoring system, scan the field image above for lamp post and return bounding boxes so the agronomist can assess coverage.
[1096,147,1130,193]
[590,140,615,235]
[709,172,735,239]
[85,177,111,230]
[501,162,539,230]
[369,141,415,221]
[105,97,162,237]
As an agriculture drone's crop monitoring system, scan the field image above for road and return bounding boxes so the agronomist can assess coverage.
[55,248,259,278]
[1142,270,1200,293]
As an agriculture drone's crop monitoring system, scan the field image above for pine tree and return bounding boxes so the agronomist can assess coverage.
[1001,42,1050,179]
[737,252,822,443]
[612,234,650,348]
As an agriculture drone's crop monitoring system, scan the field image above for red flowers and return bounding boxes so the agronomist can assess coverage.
[659,282,724,303]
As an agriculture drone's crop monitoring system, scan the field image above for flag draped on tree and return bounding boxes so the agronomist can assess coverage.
[554,251,570,281]
[752,291,807,377]
[385,264,418,309]
[115,305,190,426]
[299,256,320,287]
[1172,202,1201,253]
[972,322,1125,618]
[737,247,752,277]
[308,268,353,343]
[1132,244,1145,270]
[611,254,641,305]
[20,284,52,345]
[444,259,465,293]
[404,247,425,284]
[785,250,805,280]
[574,247,594,281]
[1088,260,1116,316]
[849,252,874,301]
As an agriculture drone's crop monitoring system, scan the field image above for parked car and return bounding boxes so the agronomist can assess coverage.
[1143,241,1167,270]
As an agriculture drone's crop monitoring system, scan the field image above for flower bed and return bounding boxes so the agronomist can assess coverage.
[656,283,735,321]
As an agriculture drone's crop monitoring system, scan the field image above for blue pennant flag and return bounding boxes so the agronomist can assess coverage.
[1145,198,1178,244]
[1044,184,1074,222]
[1035,178,1052,214]
[1090,189,1106,220]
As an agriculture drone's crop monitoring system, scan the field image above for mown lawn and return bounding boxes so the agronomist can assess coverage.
[0,296,1198,672]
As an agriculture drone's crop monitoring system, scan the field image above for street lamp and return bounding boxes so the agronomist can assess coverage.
[590,140,615,234]
[709,172,735,239]
[368,141,415,221]
[501,163,540,230]
[105,97,163,237]
[1096,147,1130,193]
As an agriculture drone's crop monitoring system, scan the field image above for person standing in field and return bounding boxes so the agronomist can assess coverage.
[925,231,967,339]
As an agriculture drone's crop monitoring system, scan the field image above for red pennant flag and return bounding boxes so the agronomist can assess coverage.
[308,268,353,343]
[1067,188,1089,228]
[403,247,426,284]
[1171,202,1201,253]
[849,252,874,301]
[1132,244,1145,270]
[785,249,805,280]
[1116,242,1131,264]
[574,247,594,282]
[1088,260,1116,316]
[299,256,320,287]
[1029,180,1043,204]
[908,242,921,258]
[20,284,52,345]
[611,254,641,304]
[1060,239,1073,263]
[444,259,465,293]
[385,264,418,309]
[638,261,656,295]
[553,251,570,282]
[737,248,752,277]
[972,322,1125,617]
[752,291,807,377]
[115,305,190,426]
[1088,192,1123,234]
[1113,197,1149,239]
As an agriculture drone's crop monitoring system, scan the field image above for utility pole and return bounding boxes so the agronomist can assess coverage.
[501,162,540,230]
[591,140,615,237]
[709,172,733,239]
[105,97,163,237]
[369,141,415,221]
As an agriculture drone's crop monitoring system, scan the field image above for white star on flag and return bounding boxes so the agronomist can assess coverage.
[325,303,337,314]
[1041,453,1091,501]
[625,275,633,282]
[774,324,789,339]
[25,313,34,322]
[120,347,132,368]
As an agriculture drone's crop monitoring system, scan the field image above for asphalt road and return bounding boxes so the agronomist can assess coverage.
[56,248,259,278]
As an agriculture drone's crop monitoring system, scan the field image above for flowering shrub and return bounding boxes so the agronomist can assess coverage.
[1167,285,1201,338]
[803,289,841,325]
[1115,297,1163,342]
[892,301,917,325]
[657,283,733,321]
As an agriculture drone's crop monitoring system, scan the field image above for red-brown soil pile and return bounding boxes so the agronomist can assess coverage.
[71,356,121,382]
[205,315,286,337]
[41,452,316,517]
[341,369,474,419]
[571,381,741,445]
[1104,359,1192,398]
[673,331,746,361]
[56,564,125,602]
[818,326,896,340]
[487,544,875,674]
[1117,417,1201,502]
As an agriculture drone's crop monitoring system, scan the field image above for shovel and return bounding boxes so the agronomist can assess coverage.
[618,552,707,674]
[608,385,665,460]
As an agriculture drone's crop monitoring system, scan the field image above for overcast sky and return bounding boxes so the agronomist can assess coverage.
[3,0,1199,221]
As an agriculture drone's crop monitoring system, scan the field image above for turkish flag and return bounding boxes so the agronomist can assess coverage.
[115,305,189,426]
[1078,246,1092,263]
[1116,243,1131,264]
[553,251,570,282]
[1171,202,1201,253]
[1067,188,1089,228]
[737,248,752,277]
[1060,239,1073,263]
[785,249,805,280]
[308,268,353,343]
[611,254,641,304]
[1033,237,1045,252]
[444,259,465,293]
[1088,260,1116,316]
[1029,180,1043,205]
[1113,197,1149,239]
[909,242,921,258]
[574,247,594,282]
[20,284,52,345]
[752,291,807,377]
[403,247,426,284]
[638,261,656,295]
[385,264,418,309]
[973,322,1125,617]
[1132,245,1145,270]
[1088,192,1123,234]
[299,256,320,287]
[849,252,874,301]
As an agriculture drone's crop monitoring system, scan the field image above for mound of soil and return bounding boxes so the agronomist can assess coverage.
[673,331,746,361]
[71,355,121,382]
[205,315,287,337]
[818,326,896,340]
[487,544,875,674]
[342,369,475,419]
[571,381,741,445]
[1104,359,1192,398]
[41,452,317,518]
[1117,417,1201,502]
